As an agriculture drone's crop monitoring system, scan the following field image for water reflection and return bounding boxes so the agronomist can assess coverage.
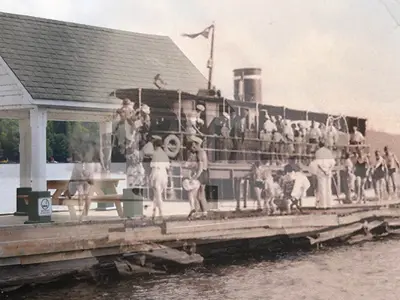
[8,239,400,300]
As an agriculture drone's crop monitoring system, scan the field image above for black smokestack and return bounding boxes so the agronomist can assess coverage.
[233,68,262,103]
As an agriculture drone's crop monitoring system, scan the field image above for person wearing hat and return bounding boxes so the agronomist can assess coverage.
[185,104,206,137]
[139,104,151,129]
[185,135,209,219]
[113,98,136,154]
[196,104,205,129]
[149,135,170,221]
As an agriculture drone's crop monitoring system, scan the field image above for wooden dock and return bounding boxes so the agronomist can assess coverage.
[2,200,400,292]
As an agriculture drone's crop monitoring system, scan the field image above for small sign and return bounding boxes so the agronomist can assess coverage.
[38,197,52,217]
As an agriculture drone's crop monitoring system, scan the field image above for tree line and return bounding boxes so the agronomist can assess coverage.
[0,120,125,163]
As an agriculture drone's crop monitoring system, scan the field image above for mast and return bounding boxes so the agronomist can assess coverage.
[207,22,215,90]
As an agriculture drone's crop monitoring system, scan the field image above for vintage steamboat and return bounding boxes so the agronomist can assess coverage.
[111,82,368,207]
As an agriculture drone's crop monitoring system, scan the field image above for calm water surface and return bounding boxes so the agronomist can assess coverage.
[8,239,400,300]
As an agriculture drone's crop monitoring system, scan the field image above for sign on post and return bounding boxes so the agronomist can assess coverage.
[38,197,52,216]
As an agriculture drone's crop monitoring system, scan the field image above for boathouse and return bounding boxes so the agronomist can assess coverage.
[0,11,207,214]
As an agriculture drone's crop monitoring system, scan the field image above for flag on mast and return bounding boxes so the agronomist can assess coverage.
[182,25,213,39]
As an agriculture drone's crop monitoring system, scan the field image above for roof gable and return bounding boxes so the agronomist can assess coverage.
[0,12,207,103]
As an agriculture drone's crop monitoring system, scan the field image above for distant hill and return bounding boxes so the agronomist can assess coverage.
[367,130,400,156]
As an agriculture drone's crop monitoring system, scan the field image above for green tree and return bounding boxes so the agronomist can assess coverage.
[0,119,19,161]
[0,119,102,163]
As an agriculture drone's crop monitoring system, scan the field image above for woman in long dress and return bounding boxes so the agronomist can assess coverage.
[149,136,170,220]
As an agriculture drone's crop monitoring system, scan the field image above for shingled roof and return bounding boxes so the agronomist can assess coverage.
[0,12,207,103]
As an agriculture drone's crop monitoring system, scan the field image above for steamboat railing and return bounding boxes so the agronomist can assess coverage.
[150,129,369,164]
[138,130,368,203]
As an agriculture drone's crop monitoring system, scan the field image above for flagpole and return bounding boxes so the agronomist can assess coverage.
[207,22,215,90]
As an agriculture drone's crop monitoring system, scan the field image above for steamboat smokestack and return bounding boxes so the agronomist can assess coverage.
[233,68,262,103]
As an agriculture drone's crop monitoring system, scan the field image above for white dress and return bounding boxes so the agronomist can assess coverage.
[149,148,170,190]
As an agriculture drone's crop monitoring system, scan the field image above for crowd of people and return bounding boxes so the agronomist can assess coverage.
[64,97,399,220]
[188,106,367,163]
[344,146,399,203]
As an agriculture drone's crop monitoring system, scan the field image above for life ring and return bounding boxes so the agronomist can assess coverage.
[164,134,181,158]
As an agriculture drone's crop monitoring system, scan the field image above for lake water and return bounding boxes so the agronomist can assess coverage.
[7,238,400,300]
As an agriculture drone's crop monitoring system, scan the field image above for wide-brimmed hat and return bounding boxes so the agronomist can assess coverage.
[188,135,203,145]
[141,104,150,114]
[196,104,205,112]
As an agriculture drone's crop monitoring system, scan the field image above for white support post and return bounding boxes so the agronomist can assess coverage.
[14,118,33,216]
[30,107,47,191]
[19,118,31,188]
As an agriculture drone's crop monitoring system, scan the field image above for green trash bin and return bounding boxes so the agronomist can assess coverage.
[24,191,53,224]
[122,188,144,218]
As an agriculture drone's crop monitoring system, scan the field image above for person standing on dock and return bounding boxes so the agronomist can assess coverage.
[372,150,387,202]
[354,149,370,203]
[344,152,355,203]
[186,136,209,219]
[383,146,399,197]
[149,136,171,221]
[313,141,335,209]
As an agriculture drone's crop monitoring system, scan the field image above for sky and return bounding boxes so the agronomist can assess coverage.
[1,0,400,133]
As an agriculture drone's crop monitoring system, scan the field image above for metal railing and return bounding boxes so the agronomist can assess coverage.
[151,129,369,165]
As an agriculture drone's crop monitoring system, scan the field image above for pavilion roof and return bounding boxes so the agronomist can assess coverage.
[0,12,207,104]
